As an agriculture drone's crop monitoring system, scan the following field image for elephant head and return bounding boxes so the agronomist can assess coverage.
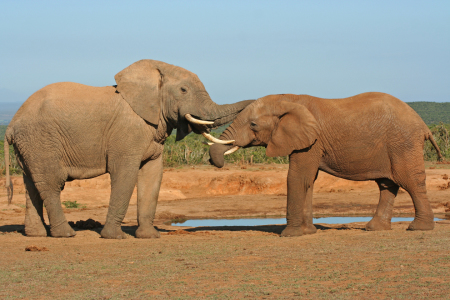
[115,59,253,141]
[209,94,321,167]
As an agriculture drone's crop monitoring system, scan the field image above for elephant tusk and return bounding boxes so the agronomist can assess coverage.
[185,114,234,144]
[202,141,214,146]
[185,114,214,125]
[201,132,235,144]
[224,146,240,155]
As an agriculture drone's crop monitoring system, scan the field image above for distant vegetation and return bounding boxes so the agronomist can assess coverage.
[1,101,450,176]
[407,102,450,125]
[0,125,7,138]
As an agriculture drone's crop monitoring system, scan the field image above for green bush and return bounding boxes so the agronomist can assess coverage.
[163,134,212,166]
[0,140,22,176]
[424,122,450,161]
[162,132,288,167]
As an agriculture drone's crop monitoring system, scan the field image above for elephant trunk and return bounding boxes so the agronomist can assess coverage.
[203,99,254,129]
[178,97,253,141]
[208,120,241,168]
[209,144,233,168]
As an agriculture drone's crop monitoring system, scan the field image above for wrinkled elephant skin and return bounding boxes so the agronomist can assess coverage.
[209,93,442,236]
[4,59,253,239]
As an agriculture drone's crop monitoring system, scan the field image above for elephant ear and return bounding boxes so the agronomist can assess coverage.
[114,60,163,125]
[266,101,320,157]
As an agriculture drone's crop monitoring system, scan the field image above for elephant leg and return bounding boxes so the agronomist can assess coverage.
[17,148,74,237]
[135,155,163,239]
[23,174,47,237]
[406,180,434,231]
[300,178,318,235]
[37,185,76,238]
[393,164,434,231]
[101,158,141,239]
[366,179,399,231]
[407,196,434,230]
[281,149,321,237]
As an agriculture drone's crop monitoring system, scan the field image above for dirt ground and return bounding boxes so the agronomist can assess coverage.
[1,163,450,299]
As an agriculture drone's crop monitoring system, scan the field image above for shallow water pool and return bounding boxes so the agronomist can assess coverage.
[172,216,446,227]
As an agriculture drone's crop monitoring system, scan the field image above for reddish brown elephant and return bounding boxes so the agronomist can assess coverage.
[209,93,442,237]
[4,59,252,239]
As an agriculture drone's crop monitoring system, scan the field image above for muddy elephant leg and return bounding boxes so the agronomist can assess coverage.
[135,155,163,239]
[393,164,434,230]
[366,179,399,231]
[23,174,47,237]
[406,177,434,231]
[101,159,141,239]
[281,148,321,237]
[407,194,434,230]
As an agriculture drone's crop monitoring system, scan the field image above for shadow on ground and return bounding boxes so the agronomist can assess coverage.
[0,223,368,238]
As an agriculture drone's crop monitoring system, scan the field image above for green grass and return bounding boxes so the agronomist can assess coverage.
[61,201,85,209]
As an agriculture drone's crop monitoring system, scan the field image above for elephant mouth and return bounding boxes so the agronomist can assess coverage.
[184,114,235,145]
[184,114,241,166]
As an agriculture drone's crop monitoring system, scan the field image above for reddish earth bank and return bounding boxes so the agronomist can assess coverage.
[1,164,450,225]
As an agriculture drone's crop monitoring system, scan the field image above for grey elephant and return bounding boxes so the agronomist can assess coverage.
[4,59,251,239]
[209,93,442,237]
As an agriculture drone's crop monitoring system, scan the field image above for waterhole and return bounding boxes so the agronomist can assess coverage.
[172,216,447,227]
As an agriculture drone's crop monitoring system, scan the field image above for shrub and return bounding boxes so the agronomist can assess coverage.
[424,122,450,161]
[0,140,22,176]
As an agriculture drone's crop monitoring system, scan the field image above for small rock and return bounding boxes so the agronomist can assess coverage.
[25,245,49,252]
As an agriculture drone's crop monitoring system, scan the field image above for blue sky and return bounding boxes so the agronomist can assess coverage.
[1,1,449,104]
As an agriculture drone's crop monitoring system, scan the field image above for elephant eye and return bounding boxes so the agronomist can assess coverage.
[180,87,188,93]
[250,121,258,130]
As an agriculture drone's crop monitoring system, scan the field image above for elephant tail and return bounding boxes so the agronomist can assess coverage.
[426,131,443,161]
[4,134,13,204]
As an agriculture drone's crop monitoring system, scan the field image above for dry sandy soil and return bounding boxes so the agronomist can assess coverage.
[1,164,450,299]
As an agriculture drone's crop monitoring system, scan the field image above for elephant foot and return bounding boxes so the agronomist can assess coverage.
[407,217,435,231]
[135,225,160,239]
[281,226,303,237]
[365,217,391,231]
[25,224,48,237]
[50,222,76,238]
[24,217,47,237]
[302,224,317,235]
[101,223,127,239]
